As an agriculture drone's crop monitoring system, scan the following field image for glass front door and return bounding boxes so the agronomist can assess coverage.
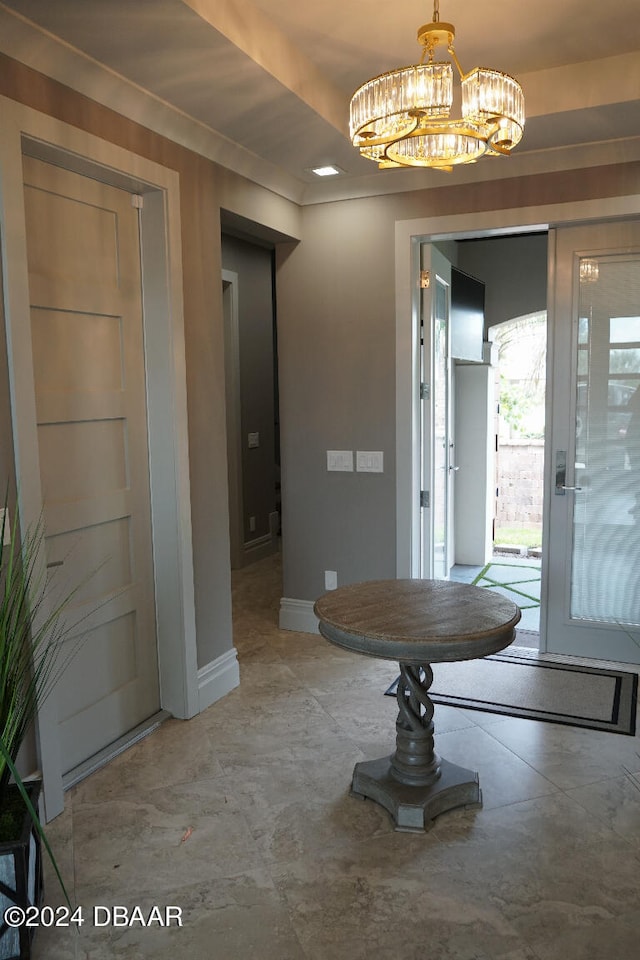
[545,221,640,662]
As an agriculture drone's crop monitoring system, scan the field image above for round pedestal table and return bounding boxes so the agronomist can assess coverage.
[314,579,521,832]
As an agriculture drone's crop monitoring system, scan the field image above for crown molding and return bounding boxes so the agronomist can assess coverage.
[0,5,307,205]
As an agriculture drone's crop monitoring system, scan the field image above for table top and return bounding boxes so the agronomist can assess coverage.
[313,579,521,664]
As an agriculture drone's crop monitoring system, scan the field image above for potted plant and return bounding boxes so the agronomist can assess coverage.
[0,502,80,959]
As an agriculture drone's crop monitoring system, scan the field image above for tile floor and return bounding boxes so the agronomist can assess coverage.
[34,553,640,959]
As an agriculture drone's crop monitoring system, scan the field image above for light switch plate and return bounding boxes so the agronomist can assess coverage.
[248,432,260,448]
[356,451,383,473]
[327,450,353,472]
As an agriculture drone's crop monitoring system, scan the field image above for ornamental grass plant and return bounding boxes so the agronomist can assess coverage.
[0,500,88,899]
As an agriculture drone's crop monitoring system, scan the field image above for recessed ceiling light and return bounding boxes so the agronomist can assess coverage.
[309,165,343,177]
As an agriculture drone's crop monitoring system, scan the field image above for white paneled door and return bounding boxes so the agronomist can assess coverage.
[23,156,160,774]
[545,220,640,663]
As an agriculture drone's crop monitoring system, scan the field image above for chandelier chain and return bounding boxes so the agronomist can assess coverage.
[433,1,440,23]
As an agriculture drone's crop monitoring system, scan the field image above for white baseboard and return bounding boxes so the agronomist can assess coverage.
[242,532,278,565]
[279,597,320,634]
[197,648,240,712]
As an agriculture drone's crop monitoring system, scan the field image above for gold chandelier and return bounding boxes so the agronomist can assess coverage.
[349,1,525,171]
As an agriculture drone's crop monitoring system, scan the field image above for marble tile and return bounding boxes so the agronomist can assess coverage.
[311,680,400,747]
[70,778,263,899]
[432,789,623,849]
[70,716,225,805]
[32,552,640,960]
[39,870,306,960]
[494,951,543,960]
[41,803,75,905]
[267,629,353,663]
[433,725,559,810]
[430,703,479,734]
[246,791,393,865]
[456,705,517,729]
[484,715,640,788]
[32,927,79,960]
[287,649,391,693]
[526,908,640,960]
[232,659,303,699]
[272,844,528,960]
[219,737,366,806]
[200,688,351,767]
[565,772,640,846]
[431,793,640,953]
[32,807,78,959]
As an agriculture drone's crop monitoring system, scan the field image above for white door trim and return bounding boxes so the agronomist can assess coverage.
[222,269,244,569]
[419,243,453,580]
[395,194,640,643]
[0,97,199,819]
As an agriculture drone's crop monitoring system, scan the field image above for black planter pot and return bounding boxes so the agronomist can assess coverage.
[0,782,43,960]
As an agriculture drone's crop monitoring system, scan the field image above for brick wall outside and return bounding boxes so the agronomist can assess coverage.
[496,440,544,529]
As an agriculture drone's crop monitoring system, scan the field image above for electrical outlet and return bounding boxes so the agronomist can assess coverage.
[249,516,256,532]
[325,570,337,590]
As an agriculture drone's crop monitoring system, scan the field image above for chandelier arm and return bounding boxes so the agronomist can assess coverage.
[378,116,422,157]
[447,44,466,80]
[485,140,511,157]
[403,122,488,143]
[352,112,421,151]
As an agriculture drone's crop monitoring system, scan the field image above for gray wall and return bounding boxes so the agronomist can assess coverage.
[276,199,398,601]
[276,217,550,604]
[456,233,548,332]
[221,235,277,544]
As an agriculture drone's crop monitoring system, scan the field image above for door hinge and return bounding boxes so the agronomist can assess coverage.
[131,194,144,209]
[420,490,430,508]
[420,382,429,400]
[419,270,430,289]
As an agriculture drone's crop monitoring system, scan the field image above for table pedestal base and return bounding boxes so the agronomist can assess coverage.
[351,755,481,832]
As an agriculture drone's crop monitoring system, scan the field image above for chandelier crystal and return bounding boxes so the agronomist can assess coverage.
[579,259,600,283]
[350,1,525,171]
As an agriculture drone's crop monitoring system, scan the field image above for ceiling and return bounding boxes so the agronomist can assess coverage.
[1,0,639,204]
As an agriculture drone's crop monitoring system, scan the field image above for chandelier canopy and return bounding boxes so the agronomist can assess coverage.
[350,1,525,171]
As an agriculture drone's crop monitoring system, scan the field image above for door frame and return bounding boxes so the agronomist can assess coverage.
[395,192,640,647]
[419,243,454,579]
[222,269,244,569]
[0,97,199,819]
